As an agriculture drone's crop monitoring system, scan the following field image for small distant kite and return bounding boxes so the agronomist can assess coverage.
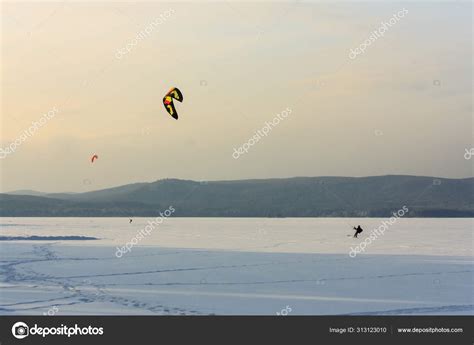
[91,154,98,163]
[163,87,183,120]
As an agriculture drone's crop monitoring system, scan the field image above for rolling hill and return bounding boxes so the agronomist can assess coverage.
[1,175,472,217]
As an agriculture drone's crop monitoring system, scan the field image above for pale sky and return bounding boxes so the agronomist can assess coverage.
[1,1,472,193]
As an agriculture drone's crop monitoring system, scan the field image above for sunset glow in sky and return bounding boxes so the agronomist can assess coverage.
[1,1,472,192]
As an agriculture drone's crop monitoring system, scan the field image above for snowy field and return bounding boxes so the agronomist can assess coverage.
[0,218,472,315]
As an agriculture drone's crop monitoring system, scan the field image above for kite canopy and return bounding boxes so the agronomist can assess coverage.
[163,87,183,120]
[91,154,98,163]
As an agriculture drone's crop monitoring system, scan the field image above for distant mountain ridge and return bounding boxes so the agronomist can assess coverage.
[7,190,48,197]
[1,175,472,217]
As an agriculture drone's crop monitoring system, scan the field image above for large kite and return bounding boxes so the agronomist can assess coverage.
[163,87,183,120]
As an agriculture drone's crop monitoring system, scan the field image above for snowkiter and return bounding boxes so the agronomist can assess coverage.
[353,225,363,238]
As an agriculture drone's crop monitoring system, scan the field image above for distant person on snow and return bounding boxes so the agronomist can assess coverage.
[353,225,363,238]
[129,219,133,223]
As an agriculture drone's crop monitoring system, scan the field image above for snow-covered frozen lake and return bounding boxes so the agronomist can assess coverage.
[0,218,472,315]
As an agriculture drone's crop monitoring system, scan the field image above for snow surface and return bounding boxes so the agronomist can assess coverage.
[0,218,472,315]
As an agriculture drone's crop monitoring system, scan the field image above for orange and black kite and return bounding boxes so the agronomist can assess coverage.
[163,87,183,120]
